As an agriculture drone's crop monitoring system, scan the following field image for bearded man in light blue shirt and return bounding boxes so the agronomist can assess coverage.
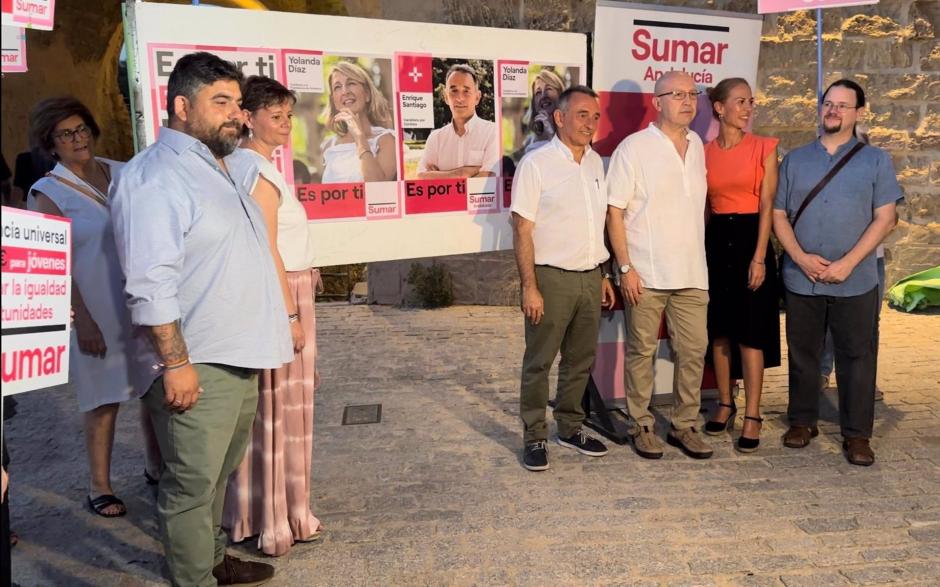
[111,52,291,587]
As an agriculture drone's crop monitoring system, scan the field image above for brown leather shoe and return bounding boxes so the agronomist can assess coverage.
[782,425,819,448]
[212,555,274,586]
[843,437,875,467]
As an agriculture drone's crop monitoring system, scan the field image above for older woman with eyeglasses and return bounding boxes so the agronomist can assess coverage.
[26,97,161,517]
[701,78,781,452]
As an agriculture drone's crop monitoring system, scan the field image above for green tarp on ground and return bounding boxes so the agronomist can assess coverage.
[887,266,940,312]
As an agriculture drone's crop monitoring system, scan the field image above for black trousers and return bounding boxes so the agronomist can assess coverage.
[785,287,879,439]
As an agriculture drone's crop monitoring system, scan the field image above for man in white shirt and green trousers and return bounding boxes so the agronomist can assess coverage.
[511,85,615,472]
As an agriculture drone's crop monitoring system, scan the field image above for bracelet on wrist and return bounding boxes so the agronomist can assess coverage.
[288,313,300,323]
[357,148,371,159]
[751,259,765,265]
[163,358,190,371]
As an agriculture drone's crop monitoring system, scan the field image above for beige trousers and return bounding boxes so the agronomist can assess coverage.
[624,288,709,430]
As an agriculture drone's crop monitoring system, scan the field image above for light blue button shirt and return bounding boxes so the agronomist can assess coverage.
[774,137,903,298]
[110,127,292,369]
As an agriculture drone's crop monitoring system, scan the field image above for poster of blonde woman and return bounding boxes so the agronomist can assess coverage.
[497,62,582,208]
[499,65,581,176]
[290,56,397,184]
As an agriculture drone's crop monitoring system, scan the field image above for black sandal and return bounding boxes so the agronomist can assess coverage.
[704,402,737,435]
[87,494,127,518]
[736,416,764,453]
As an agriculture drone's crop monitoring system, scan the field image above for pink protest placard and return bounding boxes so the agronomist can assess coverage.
[1,0,54,30]
[1,24,26,73]
[758,0,878,14]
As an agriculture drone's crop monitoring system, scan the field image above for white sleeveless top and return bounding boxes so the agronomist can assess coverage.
[28,158,158,411]
[321,127,394,183]
[237,149,315,272]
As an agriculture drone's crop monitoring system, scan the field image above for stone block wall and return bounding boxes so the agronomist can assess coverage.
[757,0,940,286]
[369,0,938,303]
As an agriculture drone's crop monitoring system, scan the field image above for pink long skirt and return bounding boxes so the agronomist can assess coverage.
[223,268,322,556]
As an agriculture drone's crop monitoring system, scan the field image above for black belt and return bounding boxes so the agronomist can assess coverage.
[536,264,600,273]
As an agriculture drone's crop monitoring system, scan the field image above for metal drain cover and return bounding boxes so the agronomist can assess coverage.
[342,404,382,425]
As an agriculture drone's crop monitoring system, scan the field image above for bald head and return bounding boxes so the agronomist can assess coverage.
[653,71,697,130]
[653,71,694,96]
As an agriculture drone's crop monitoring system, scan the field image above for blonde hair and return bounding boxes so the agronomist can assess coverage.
[327,61,393,135]
[525,69,566,130]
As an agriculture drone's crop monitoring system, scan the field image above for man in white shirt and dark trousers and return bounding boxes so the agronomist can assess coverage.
[606,71,714,460]
[511,86,615,471]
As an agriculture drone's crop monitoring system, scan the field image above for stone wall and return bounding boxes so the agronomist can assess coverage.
[369,0,939,303]
[756,0,940,286]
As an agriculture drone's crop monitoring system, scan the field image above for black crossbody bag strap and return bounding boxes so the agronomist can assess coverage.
[791,141,865,228]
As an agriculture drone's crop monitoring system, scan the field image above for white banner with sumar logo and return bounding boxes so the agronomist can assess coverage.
[592,1,762,157]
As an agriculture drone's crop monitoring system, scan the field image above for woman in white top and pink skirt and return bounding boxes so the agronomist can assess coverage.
[223,76,322,556]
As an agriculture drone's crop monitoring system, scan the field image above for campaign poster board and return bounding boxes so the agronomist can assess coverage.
[592,3,761,404]
[759,0,878,14]
[1,206,71,395]
[124,1,586,266]
[1,0,55,30]
[1,24,26,73]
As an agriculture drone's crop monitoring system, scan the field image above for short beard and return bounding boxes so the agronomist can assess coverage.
[188,120,242,158]
[822,120,842,135]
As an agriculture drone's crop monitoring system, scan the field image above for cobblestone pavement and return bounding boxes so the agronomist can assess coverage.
[5,304,940,586]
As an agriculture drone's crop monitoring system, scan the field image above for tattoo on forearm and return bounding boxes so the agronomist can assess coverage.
[150,320,189,364]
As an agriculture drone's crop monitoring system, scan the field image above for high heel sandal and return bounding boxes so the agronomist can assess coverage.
[704,402,737,435]
[736,416,763,453]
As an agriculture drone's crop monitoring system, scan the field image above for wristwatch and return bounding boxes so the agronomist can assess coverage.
[619,263,632,275]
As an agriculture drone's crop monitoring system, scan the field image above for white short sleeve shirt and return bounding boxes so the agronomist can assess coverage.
[233,148,316,272]
[606,123,708,290]
[510,136,610,271]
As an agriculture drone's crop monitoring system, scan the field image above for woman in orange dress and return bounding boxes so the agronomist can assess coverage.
[702,78,780,452]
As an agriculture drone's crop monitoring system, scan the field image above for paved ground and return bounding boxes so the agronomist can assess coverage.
[4,303,940,586]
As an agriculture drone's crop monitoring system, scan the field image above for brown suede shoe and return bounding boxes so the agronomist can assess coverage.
[782,425,819,448]
[843,437,875,467]
[212,555,274,586]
